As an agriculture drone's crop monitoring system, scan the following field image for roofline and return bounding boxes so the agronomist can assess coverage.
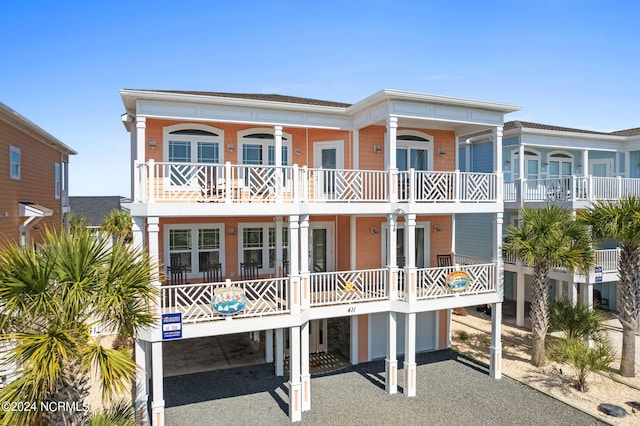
[503,126,626,142]
[347,89,522,115]
[119,89,349,117]
[0,102,77,155]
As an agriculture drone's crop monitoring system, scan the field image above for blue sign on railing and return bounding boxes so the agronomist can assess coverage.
[595,265,603,283]
[162,312,182,340]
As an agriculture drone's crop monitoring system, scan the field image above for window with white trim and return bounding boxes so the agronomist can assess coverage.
[548,151,573,178]
[166,224,224,275]
[10,146,20,179]
[54,162,61,199]
[239,224,288,272]
[164,125,223,186]
[238,129,291,166]
[396,131,433,171]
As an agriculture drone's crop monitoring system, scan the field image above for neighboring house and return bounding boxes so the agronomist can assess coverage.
[120,88,519,424]
[0,102,76,389]
[69,195,130,231]
[0,102,76,248]
[458,120,640,327]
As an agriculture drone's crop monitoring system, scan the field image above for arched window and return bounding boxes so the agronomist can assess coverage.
[547,150,573,178]
[238,128,292,166]
[396,130,433,171]
[512,148,540,180]
[163,124,224,164]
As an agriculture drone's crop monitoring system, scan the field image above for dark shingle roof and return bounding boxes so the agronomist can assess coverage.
[504,121,613,136]
[69,196,128,226]
[611,127,640,136]
[124,89,352,108]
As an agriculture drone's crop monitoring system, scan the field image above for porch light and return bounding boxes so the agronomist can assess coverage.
[228,228,235,236]
[505,160,511,164]
[149,140,157,148]
[371,226,379,235]
[434,225,442,232]
[295,147,302,155]
[373,145,382,153]
[438,149,446,156]
[227,144,234,152]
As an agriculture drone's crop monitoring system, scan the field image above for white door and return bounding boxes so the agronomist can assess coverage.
[313,141,344,199]
[309,319,328,354]
[308,222,334,353]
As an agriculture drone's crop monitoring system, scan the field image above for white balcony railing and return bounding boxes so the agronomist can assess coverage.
[158,263,498,324]
[134,161,499,204]
[503,248,619,274]
[505,176,640,203]
[416,263,496,300]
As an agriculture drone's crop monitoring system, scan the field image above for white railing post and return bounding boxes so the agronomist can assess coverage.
[225,162,232,203]
[408,168,415,202]
[292,164,299,203]
[147,159,155,203]
[571,175,577,201]
[454,170,461,202]
[133,160,142,202]
[389,169,398,203]
[520,178,526,203]
[588,175,593,200]
[617,175,623,199]
[301,166,309,202]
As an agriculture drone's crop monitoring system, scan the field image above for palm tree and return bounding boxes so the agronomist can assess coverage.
[580,196,640,377]
[549,299,608,342]
[101,209,133,243]
[0,227,155,426]
[503,205,593,367]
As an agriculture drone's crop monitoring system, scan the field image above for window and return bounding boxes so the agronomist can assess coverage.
[54,163,61,199]
[164,125,223,186]
[396,131,433,171]
[238,129,291,166]
[240,224,288,272]
[548,152,573,178]
[166,225,224,275]
[10,146,20,179]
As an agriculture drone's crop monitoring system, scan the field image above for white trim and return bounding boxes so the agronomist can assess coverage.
[313,140,344,169]
[546,149,574,178]
[163,123,224,163]
[589,158,614,177]
[308,221,336,272]
[237,127,293,165]
[396,129,434,171]
[380,221,431,268]
[163,223,226,279]
[237,222,288,275]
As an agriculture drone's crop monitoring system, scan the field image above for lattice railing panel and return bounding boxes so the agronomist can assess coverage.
[310,269,387,306]
[416,263,496,300]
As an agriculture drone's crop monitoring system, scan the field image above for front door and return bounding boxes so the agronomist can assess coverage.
[590,159,612,177]
[309,222,334,353]
[309,319,328,353]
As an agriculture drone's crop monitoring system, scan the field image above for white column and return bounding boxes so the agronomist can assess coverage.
[289,216,301,314]
[134,339,148,426]
[350,315,359,365]
[582,150,589,177]
[148,217,161,321]
[489,302,503,379]
[275,217,283,277]
[493,126,503,173]
[385,311,397,394]
[518,144,525,180]
[404,213,417,304]
[569,277,578,305]
[151,341,164,426]
[301,321,311,411]
[516,272,525,327]
[132,216,145,251]
[350,215,357,270]
[625,151,631,178]
[289,326,302,422]
[387,116,398,202]
[388,213,398,300]
[299,215,310,310]
[275,328,284,376]
[494,212,504,301]
[265,329,274,363]
[274,125,283,167]
[451,214,456,254]
[403,312,417,397]
[134,116,146,200]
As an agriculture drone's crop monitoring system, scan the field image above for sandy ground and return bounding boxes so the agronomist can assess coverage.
[451,312,640,425]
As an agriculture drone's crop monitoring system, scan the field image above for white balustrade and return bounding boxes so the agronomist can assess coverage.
[416,263,496,300]
[309,269,387,306]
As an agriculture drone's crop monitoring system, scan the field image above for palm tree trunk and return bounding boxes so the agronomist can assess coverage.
[617,244,640,377]
[45,358,90,426]
[530,263,550,367]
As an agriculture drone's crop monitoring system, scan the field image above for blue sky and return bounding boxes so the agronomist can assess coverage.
[2,1,639,196]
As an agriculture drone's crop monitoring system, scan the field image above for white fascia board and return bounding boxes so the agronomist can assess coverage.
[18,202,54,217]
[120,89,348,116]
[347,89,521,116]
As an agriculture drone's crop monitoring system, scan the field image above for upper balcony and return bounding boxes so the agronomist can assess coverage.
[504,176,640,209]
[132,161,501,216]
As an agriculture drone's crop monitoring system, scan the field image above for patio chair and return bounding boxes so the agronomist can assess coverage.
[594,289,609,310]
[202,262,222,283]
[240,261,259,281]
[437,254,453,267]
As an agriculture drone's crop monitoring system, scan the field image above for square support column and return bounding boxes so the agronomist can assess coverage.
[265,329,274,363]
[299,215,310,310]
[151,341,164,426]
[275,328,284,376]
[490,302,503,379]
[301,321,311,411]
[385,311,397,394]
[387,213,398,300]
[404,213,417,304]
[134,339,148,426]
[350,315,359,365]
[403,313,416,397]
[289,326,302,422]
[275,217,283,277]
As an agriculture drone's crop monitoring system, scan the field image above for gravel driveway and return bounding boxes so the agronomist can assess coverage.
[164,349,606,425]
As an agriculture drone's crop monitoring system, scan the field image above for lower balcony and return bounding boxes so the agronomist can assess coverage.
[159,263,498,325]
